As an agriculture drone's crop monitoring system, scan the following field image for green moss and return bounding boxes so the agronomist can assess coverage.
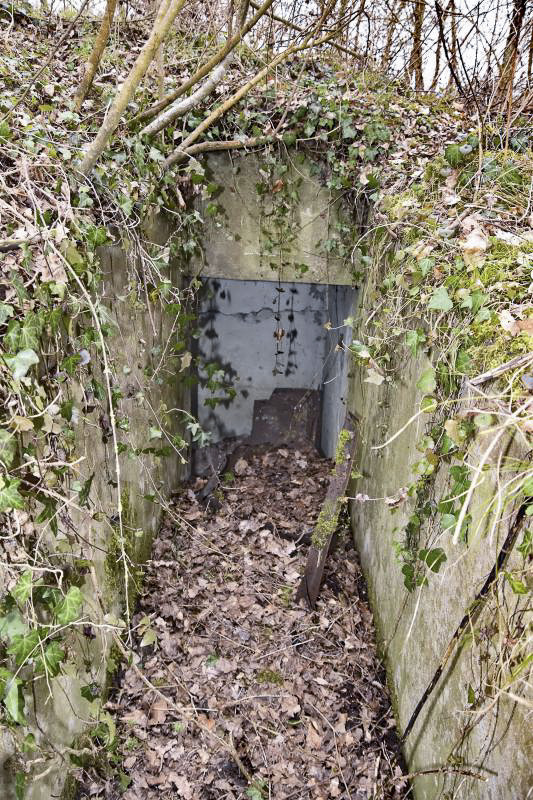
[335,428,352,465]
[104,486,147,611]
[256,668,284,685]
[468,328,532,376]
[312,499,339,549]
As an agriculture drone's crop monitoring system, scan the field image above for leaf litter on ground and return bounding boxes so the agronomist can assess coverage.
[79,445,410,799]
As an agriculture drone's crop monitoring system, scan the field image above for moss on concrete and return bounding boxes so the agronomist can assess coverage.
[335,428,352,465]
[312,499,339,549]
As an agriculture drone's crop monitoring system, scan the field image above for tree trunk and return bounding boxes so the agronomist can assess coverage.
[141,52,234,136]
[446,0,458,90]
[382,0,407,71]
[74,0,118,110]
[409,0,425,90]
[136,0,275,125]
[498,0,528,93]
[528,19,533,84]
[79,0,186,175]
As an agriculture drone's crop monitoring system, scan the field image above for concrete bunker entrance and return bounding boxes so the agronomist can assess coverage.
[192,277,356,471]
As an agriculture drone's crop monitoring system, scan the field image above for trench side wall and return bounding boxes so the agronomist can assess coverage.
[0,221,189,800]
[346,246,532,800]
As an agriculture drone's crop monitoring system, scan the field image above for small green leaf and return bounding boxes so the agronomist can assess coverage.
[4,675,26,724]
[0,610,27,642]
[0,303,14,325]
[78,474,94,507]
[3,319,21,351]
[428,286,453,312]
[54,586,83,625]
[521,475,533,496]
[444,144,462,167]
[22,733,37,753]
[35,641,65,677]
[7,631,40,666]
[517,529,532,556]
[11,571,33,605]
[148,146,164,162]
[420,395,437,413]
[140,628,157,647]
[19,312,42,350]
[0,429,17,468]
[80,683,100,702]
[441,513,457,531]
[349,340,371,360]
[61,354,82,375]
[455,348,471,374]
[0,478,25,512]
[419,547,447,572]
[505,572,527,595]
[473,413,494,429]
[416,367,436,394]
[405,329,426,357]
[118,772,132,790]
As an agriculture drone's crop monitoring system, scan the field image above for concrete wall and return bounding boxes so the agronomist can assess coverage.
[0,223,189,799]
[321,284,355,458]
[196,278,355,457]
[193,153,352,285]
[347,261,532,799]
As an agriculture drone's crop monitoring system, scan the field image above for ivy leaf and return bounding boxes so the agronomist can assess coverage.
[35,641,65,677]
[0,429,17,468]
[5,348,39,380]
[0,610,28,641]
[505,571,527,595]
[3,319,21,351]
[54,586,83,625]
[405,329,426,357]
[11,570,33,605]
[19,312,42,350]
[416,367,436,393]
[444,143,462,167]
[0,478,25,512]
[521,475,533,496]
[441,513,457,531]
[7,630,40,666]
[61,354,82,375]
[148,146,164,162]
[419,547,447,572]
[0,303,14,325]
[420,395,437,413]
[3,674,26,724]
[350,340,371,360]
[78,474,94,507]
[427,286,453,312]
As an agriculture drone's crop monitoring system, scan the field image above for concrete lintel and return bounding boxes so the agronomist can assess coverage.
[193,152,353,286]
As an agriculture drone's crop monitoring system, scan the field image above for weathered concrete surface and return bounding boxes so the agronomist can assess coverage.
[347,273,532,799]
[0,221,190,800]
[193,153,352,285]
[196,278,355,457]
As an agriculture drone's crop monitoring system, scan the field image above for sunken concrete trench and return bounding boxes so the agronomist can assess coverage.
[19,152,531,800]
[78,156,413,799]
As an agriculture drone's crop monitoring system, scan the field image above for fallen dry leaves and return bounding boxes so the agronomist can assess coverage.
[79,446,409,799]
